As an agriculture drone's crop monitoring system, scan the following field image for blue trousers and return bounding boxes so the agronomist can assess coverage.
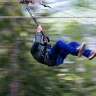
[48,40,92,66]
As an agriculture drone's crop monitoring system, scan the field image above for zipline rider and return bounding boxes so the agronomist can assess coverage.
[20,0,96,66]
[30,25,52,66]
[30,25,96,67]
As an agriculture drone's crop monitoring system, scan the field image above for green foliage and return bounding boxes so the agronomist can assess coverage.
[72,0,92,8]
[64,21,84,42]
[0,0,96,96]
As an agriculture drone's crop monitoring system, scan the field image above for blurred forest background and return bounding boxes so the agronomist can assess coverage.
[0,0,96,96]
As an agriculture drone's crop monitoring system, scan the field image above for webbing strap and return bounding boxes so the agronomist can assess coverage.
[25,4,39,27]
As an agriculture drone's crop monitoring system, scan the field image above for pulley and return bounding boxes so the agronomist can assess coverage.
[20,0,42,4]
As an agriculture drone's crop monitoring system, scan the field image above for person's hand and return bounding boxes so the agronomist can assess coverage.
[37,25,42,32]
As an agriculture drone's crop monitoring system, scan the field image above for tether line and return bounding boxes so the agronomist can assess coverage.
[41,3,96,26]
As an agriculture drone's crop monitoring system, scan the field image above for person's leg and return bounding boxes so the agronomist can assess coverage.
[49,40,79,58]
[68,41,91,58]
[46,40,86,66]
[55,50,68,66]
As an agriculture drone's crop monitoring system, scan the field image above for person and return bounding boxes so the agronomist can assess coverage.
[30,25,96,66]
[20,0,96,66]
[30,25,96,67]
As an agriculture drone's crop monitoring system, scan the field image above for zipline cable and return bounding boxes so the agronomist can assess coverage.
[1,16,96,18]
[41,3,96,26]
[20,0,96,26]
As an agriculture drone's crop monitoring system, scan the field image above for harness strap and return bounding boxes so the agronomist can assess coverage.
[44,52,56,67]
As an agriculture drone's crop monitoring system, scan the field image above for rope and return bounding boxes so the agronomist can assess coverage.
[41,4,96,26]
[19,1,96,26]
[0,16,96,18]
[25,4,45,35]
[25,4,39,26]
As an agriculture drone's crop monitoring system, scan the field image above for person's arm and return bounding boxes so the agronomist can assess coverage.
[35,25,43,43]
[30,25,43,53]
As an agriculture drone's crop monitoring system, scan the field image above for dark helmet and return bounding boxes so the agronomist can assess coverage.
[43,36,50,42]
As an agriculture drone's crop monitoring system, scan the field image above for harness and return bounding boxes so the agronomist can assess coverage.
[40,36,51,59]
[40,37,57,66]
[39,35,57,66]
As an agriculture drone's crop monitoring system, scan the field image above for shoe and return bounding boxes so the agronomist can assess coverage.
[77,42,86,57]
[88,51,96,60]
